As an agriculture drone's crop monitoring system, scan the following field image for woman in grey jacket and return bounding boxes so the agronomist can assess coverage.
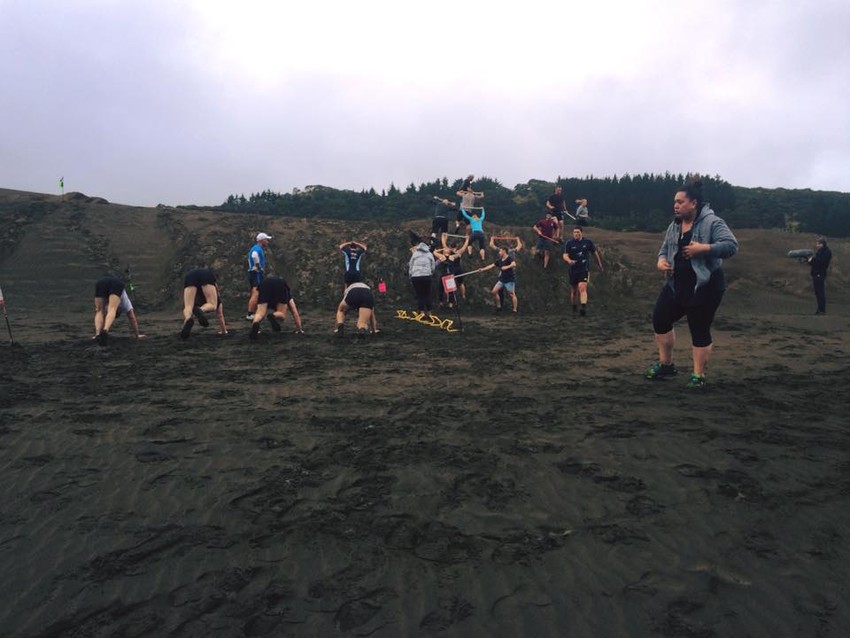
[409,240,436,312]
[645,178,738,388]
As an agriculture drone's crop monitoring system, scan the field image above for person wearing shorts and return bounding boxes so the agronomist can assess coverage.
[93,276,144,344]
[246,232,272,320]
[482,239,518,312]
[546,185,568,237]
[432,198,456,238]
[532,211,559,269]
[249,276,304,340]
[181,267,227,339]
[563,226,604,316]
[335,282,378,337]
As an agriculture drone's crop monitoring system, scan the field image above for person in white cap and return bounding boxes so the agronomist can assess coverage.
[246,232,272,320]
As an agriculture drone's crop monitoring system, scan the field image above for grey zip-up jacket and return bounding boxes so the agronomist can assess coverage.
[658,204,738,292]
[409,243,436,277]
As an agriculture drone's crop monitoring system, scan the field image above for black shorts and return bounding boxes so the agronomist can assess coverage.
[432,217,449,236]
[344,272,363,286]
[257,277,292,306]
[248,270,263,289]
[184,268,217,288]
[551,211,565,223]
[95,276,125,298]
[344,287,374,310]
[569,270,589,287]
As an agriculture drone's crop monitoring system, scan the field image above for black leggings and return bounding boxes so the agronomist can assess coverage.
[411,276,432,311]
[652,285,724,348]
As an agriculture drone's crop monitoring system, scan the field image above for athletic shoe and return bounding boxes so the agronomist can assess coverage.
[356,327,368,339]
[267,314,282,332]
[96,330,109,346]
[249,322,260,341]
[334,323,345,337]
[644,362,678,380]
[192,306,209,327]
[180,318,194,340]
[572,305,577,315]
[580,307,587,316]
[245,313,254,321]
[687,373,706,389]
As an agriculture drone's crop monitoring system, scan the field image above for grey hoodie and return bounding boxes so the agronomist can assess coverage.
[658,204,738,292]
[409,242,436,277]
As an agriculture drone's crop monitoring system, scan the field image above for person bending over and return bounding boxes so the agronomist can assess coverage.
[249,275,304,340]
[93,276,145,344]
[335,282,378,338]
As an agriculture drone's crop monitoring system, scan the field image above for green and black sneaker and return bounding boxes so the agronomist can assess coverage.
[686,373,706,389]
[645,362,678,380]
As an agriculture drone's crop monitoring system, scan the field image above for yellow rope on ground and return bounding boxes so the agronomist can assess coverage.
[394,309,460,332]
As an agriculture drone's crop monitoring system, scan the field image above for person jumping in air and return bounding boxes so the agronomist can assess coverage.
[562,226,604,316]
[249,275,304,340]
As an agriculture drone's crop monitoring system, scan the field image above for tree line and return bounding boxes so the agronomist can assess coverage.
[218,174,850,236]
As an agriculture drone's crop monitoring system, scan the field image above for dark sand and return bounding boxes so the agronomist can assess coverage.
[1,190,848,636]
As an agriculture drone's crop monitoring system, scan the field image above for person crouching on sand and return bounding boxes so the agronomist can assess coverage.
[93,275,145,344]
[249,276,304,340]
[645,177,738,389]
[334,282,378,338]
[181,267,227,339]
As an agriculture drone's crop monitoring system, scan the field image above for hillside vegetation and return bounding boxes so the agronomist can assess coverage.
[1,188,845,319]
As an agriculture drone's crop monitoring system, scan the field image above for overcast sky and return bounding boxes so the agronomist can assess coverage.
[2,0,849,207]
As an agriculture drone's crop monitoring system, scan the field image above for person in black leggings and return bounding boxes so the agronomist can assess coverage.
[645,177,738,388]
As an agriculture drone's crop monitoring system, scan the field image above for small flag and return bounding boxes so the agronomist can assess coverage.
[59,177,64,189]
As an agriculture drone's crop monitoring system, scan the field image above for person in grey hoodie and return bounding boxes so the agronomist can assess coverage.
[408,236,436,313]
[645,177,738,388]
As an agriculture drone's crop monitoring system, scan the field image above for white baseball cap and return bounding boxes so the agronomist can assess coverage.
[256,232,272,241]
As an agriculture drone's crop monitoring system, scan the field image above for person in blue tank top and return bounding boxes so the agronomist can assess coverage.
[246,232,272,320]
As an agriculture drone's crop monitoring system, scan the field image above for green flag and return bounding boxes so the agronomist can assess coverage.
[59,177,64,189]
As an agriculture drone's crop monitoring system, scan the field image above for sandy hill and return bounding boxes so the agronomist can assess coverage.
[0,187,845,319]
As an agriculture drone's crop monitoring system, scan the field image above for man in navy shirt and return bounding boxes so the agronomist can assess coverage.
[563,226,604,316]
[339,240,368,292]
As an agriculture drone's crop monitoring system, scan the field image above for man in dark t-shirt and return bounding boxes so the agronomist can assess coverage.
[546,185,568,236]
[562,227,604,316]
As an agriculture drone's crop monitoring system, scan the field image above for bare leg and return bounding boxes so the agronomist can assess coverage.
[247,287,259,314]
[578,282,589,305]
[182,286,197,321]
[357,308,372,331]
[654,329,675,365]
[103,294,121,333]
[509,291,518,312]
[252,302,269,327]
[491,284,502,308]
[200,284,218,313]
[692,344,712,376]
[94,298,105,336]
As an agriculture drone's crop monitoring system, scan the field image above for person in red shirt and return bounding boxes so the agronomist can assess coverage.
[532,211,559,269]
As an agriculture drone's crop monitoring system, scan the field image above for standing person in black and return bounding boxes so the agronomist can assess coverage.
[808,237,832,315]
[546,185,568,238]
[562,226,604,316]
[339,241,368,293]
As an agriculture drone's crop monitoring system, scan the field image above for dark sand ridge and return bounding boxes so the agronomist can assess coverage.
[1,189,848,636]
